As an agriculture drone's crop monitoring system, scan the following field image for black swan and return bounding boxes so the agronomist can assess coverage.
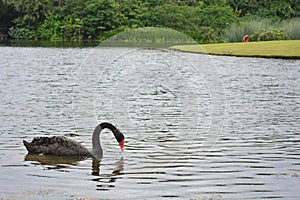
[23,122,124,157]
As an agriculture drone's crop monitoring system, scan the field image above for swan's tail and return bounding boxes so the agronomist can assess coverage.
[23,140,32,152]
[23,140,41,154]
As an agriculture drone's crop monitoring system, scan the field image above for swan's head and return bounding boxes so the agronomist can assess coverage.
[115,129,125,151]
[99,122,125,151]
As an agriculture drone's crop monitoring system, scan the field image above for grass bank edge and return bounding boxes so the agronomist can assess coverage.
[170,40,300,59]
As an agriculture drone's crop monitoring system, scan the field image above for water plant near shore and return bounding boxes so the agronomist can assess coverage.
[225,18,300,42]
[282,18,300,40]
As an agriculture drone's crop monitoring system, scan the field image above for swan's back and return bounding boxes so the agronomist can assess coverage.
[23,136,91,157]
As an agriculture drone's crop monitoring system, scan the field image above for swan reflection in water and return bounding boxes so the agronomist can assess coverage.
[24,153,124,189]
[24,154,85,169]
[91,157,124,190]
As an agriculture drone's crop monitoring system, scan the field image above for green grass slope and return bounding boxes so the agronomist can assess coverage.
[170,40,300,59]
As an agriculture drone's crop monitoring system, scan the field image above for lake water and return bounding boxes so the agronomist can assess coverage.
[0,46,299,199]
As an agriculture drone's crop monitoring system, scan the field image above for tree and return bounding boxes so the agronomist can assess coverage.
[289,0,300,17]
[226,0,260,17]
[59,0,115,39]
[149,4,201,31]
[199,4,238,29]
[81,0,115,39]
[203,0,226,6]
[0,0,17,34]
[13,0,51,28]
[270,1,295,19]
[115,0,151,28]
[227,0,297,19]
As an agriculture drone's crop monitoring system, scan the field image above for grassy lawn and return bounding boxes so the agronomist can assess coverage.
[170,40,300,59]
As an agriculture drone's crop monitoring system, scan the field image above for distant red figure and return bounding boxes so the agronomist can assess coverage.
[242,35,250,42]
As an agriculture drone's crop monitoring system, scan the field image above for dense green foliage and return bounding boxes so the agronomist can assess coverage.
[227,0,299,19]
[0,0,299,43]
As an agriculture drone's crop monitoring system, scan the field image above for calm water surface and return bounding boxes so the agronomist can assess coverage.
[0,47,299,199]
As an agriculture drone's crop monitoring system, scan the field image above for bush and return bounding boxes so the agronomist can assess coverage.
[62,16,84,41]
[38,15,64,41]
[8,26,36,39]
[251,28,289,41]
[187,26,225,44]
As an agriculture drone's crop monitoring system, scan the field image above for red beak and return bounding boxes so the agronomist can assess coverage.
[119,139,124,151]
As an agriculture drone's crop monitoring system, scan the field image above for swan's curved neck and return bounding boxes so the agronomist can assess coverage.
[92,124,103,154]
[92,122,118,155]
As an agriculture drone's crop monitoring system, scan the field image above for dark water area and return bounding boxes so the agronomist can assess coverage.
[0,46,299,199]
[0,39,98,48]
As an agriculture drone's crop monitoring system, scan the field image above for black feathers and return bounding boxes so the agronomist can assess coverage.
[23,136,91,157]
